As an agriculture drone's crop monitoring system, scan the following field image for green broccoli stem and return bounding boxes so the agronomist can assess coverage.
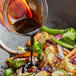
[50,36,76,49]
[41,26,66,35]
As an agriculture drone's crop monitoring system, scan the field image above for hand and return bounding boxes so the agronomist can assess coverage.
[0,0,8,29]
[0,0,5,13]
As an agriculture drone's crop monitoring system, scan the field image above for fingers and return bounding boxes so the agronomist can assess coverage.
[0,0,7,28]
[0,12,10,31]
[0,0,6,26]
[0,0,6,13]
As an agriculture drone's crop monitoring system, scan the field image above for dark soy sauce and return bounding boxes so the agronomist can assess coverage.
[13,18,41,34]
[13,18,41,69]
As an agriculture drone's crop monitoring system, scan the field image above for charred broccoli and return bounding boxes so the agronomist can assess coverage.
[61,28,76,45]
[33,41,42,55]
[8,59,26,68]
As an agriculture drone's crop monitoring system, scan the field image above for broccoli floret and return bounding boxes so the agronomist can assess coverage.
[61,37,75,45]
[33,41,42,55]
[8,59,26,68]
[61,28,76,45]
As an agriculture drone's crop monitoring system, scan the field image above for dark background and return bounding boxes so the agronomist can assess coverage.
[46,0,76,29]
[0,0,76,75]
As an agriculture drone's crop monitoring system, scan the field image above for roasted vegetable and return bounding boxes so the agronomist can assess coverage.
[47,53,56,65]
[8,59,26,68]
[21,72,34,76]
[61,28,76,45]
[56,57,75,72]
[44,46,55,55]
[4,67,15,76]
[26,33,42,46]
[33,41,42,55]
[17,67,22,76]
[39,56,47,69]
[39,32,48,44]
[8,52,38,60]
[35,71,47,76]
[72,70,76,74]
[41,26,65,35]
[50,36,76,49]
[17,46,25,52]
[66,48,76,58]
[52,69,67,76]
